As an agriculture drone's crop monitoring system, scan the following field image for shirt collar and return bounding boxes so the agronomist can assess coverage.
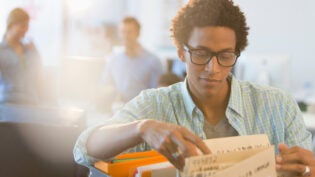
[180,73,244,117]
[1,37,27,48]
[1,37,8,46]
[227,74,244,117]
[180,79,196,116]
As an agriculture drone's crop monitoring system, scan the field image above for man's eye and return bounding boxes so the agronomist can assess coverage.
[192,50,209,56]
[219,53,234,60]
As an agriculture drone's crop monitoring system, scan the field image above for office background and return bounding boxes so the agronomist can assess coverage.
[1,0,315,104]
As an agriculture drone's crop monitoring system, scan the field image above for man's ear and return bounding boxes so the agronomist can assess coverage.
[177,49,186,62]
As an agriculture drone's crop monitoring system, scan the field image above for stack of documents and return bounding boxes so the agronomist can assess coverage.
[95,134,278,177]
[182,134,276,177]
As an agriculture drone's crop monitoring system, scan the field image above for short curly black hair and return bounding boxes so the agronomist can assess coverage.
[171,0,249,52]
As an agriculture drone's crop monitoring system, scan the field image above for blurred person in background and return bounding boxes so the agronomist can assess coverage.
[101,16,163,110]
[0,8,51,105]
[158,72,183,87]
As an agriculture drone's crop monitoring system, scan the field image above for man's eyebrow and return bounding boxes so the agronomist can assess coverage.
[192,45,235,52]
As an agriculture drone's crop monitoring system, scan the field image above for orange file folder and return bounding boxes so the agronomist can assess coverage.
[139,170,151,177]
[94,150,168,177]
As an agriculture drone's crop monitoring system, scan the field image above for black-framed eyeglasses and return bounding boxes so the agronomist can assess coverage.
[183,44,240,67]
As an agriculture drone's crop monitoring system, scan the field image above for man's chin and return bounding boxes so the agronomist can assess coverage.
[200,88,217,98]
[19,34,26,40]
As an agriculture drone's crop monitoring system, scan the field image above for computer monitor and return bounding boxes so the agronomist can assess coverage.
[234,54,291,91]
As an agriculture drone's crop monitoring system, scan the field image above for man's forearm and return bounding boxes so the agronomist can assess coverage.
[86,120,144,160]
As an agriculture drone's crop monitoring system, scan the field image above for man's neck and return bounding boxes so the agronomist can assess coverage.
[191,79,231,125]
[125,43,141,58]
[201,82,229,107]
[5,35,21,48]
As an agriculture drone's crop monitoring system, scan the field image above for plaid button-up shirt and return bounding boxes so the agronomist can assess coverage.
[74,74,312,167]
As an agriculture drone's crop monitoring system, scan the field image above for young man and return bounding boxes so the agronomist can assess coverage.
[75,0,314,175]
[102,16,163,103]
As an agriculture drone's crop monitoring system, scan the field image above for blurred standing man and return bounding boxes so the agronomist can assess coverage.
[102,17,163,104]
[0,8,45,105]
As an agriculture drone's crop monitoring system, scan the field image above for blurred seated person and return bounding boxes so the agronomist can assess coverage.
[158,72,183,87]
[0,8,51,105]
[102,16,163,106]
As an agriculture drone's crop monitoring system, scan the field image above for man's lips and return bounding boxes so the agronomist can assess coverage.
[199,77,221,83]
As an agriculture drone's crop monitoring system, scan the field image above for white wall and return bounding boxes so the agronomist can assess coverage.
[0,0,63,66]
[234,0,315,92]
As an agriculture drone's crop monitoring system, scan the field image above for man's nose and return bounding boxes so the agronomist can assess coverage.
[205,56,220,73]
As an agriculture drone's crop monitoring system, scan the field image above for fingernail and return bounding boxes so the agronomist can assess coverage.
[276,156,282,163]
[276,164,281,170]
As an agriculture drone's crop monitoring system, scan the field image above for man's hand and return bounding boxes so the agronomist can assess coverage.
[276,143,315,177]
[137,119,211,170]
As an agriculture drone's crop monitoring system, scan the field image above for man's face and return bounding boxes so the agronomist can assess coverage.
[119,22,139,48]
[180,26,237,98]
[9,20,29,39]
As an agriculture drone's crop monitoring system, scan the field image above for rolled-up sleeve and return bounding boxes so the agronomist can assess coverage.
[73,124,104,167]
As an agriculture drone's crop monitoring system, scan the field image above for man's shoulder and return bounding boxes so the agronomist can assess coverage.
[0,42,8,51]
[0,43,10,60]
[138,82,183,99]
[236,79,290,99]
[108,51,125,59]
[105,52,126,65]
